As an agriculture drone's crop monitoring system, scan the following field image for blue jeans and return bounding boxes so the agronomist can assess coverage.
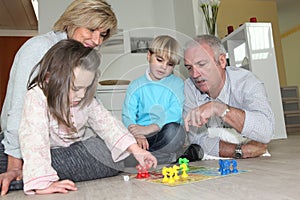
[147,122,186,153]
[124,122,186,167]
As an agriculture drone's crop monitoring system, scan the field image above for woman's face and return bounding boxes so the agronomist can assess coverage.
[71,27,109,48]
[69,67,95,107]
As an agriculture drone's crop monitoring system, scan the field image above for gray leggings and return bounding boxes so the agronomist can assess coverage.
[0,134,123,192]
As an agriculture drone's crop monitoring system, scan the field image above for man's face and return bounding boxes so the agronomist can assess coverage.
[184,44,224,97]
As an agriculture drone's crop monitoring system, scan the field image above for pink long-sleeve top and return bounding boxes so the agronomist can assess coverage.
[19,86,136,194]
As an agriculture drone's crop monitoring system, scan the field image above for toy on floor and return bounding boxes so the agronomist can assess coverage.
[136,164,150,179]
[218,159,238,175]
[131,158,247,187]
[160,158,190,185]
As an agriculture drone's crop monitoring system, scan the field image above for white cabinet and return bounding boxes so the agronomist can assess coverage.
[222,22,287,139]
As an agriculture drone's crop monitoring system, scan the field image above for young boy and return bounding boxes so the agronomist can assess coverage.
[122,35,186,164]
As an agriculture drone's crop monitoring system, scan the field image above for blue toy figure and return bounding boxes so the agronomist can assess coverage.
[219,159,238,175]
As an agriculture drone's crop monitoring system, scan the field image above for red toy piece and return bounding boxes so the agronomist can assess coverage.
[136,164,150,179]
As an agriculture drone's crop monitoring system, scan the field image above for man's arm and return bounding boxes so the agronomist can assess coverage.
[219,140,267,158]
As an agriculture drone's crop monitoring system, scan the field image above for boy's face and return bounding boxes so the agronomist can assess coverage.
[147,51,175,81]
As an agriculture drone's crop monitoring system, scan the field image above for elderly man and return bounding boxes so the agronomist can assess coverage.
[183,34,274,159]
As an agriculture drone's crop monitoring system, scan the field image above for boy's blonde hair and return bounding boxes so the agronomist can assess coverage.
[53,0,117,41]
[148,35,181,65]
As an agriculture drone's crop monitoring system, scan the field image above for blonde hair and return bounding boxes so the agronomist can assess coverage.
[148,35,181,65]
[53,0,117,40]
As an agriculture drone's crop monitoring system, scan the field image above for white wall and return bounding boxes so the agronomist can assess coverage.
[38,0,72,34]
[38,0,196,81]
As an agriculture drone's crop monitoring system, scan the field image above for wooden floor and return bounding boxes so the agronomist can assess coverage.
[3,135,300,200]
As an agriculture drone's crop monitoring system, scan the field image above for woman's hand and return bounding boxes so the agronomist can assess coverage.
[35,180,77,195]
[0,169,22,196]
[0,156,23,196]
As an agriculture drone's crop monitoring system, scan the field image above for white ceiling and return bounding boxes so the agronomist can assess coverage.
[0,0,298,33]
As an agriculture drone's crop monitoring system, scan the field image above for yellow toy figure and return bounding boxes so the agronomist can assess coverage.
[162,167,169,183]
[172,165,180,181]
[167,167,175,184]
[180,163,189,178]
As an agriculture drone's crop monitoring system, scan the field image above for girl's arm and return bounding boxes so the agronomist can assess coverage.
[126,143,157,169]
[19,88,59,194]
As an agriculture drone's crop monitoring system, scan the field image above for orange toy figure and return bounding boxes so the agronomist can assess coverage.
[136,164,150,179]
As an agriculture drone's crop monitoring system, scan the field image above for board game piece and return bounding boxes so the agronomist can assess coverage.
[129,161,248,187]
[162,167,169,183]
[123,175,130,181]
[173,165,180,181]
[135,164,150,179]
[219,159,239,175]
[179,158,190,171]
[231,159,238,173]
[167,168,175,184]
[180,163,189,178]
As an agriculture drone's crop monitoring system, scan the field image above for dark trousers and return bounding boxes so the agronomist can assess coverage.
[124,122,186,167]
[0,133,122,192]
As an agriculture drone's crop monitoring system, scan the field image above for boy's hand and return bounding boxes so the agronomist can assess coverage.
[134,135,149,150]
[128,124,159,136]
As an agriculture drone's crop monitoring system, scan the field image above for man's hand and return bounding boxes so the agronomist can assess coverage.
[35,180,77,194]
[185,101,224,131]
[242,141,268,158]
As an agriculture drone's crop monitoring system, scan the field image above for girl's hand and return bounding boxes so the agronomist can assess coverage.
[35,180,77,194]
[127,144,157,169]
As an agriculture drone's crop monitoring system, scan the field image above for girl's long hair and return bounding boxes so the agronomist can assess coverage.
[28,39,100,130]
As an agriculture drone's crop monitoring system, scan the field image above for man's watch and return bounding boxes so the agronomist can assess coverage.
[234,144,243,159]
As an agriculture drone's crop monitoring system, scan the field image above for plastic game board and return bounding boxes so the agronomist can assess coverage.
[131,165,248,186]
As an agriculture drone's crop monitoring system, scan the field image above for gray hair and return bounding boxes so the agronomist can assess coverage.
[185,34,226,65]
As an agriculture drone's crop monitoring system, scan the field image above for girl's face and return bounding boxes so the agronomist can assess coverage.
[147,51,175,81]
[69,67,95,107]
[71,27,109,48]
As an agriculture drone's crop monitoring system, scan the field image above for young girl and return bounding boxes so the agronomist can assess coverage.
[122,35,186,165]
[19,39,157,195]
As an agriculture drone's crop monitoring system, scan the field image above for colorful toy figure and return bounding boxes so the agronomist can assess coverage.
[136,164,150,179]
[219,159,238,175]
